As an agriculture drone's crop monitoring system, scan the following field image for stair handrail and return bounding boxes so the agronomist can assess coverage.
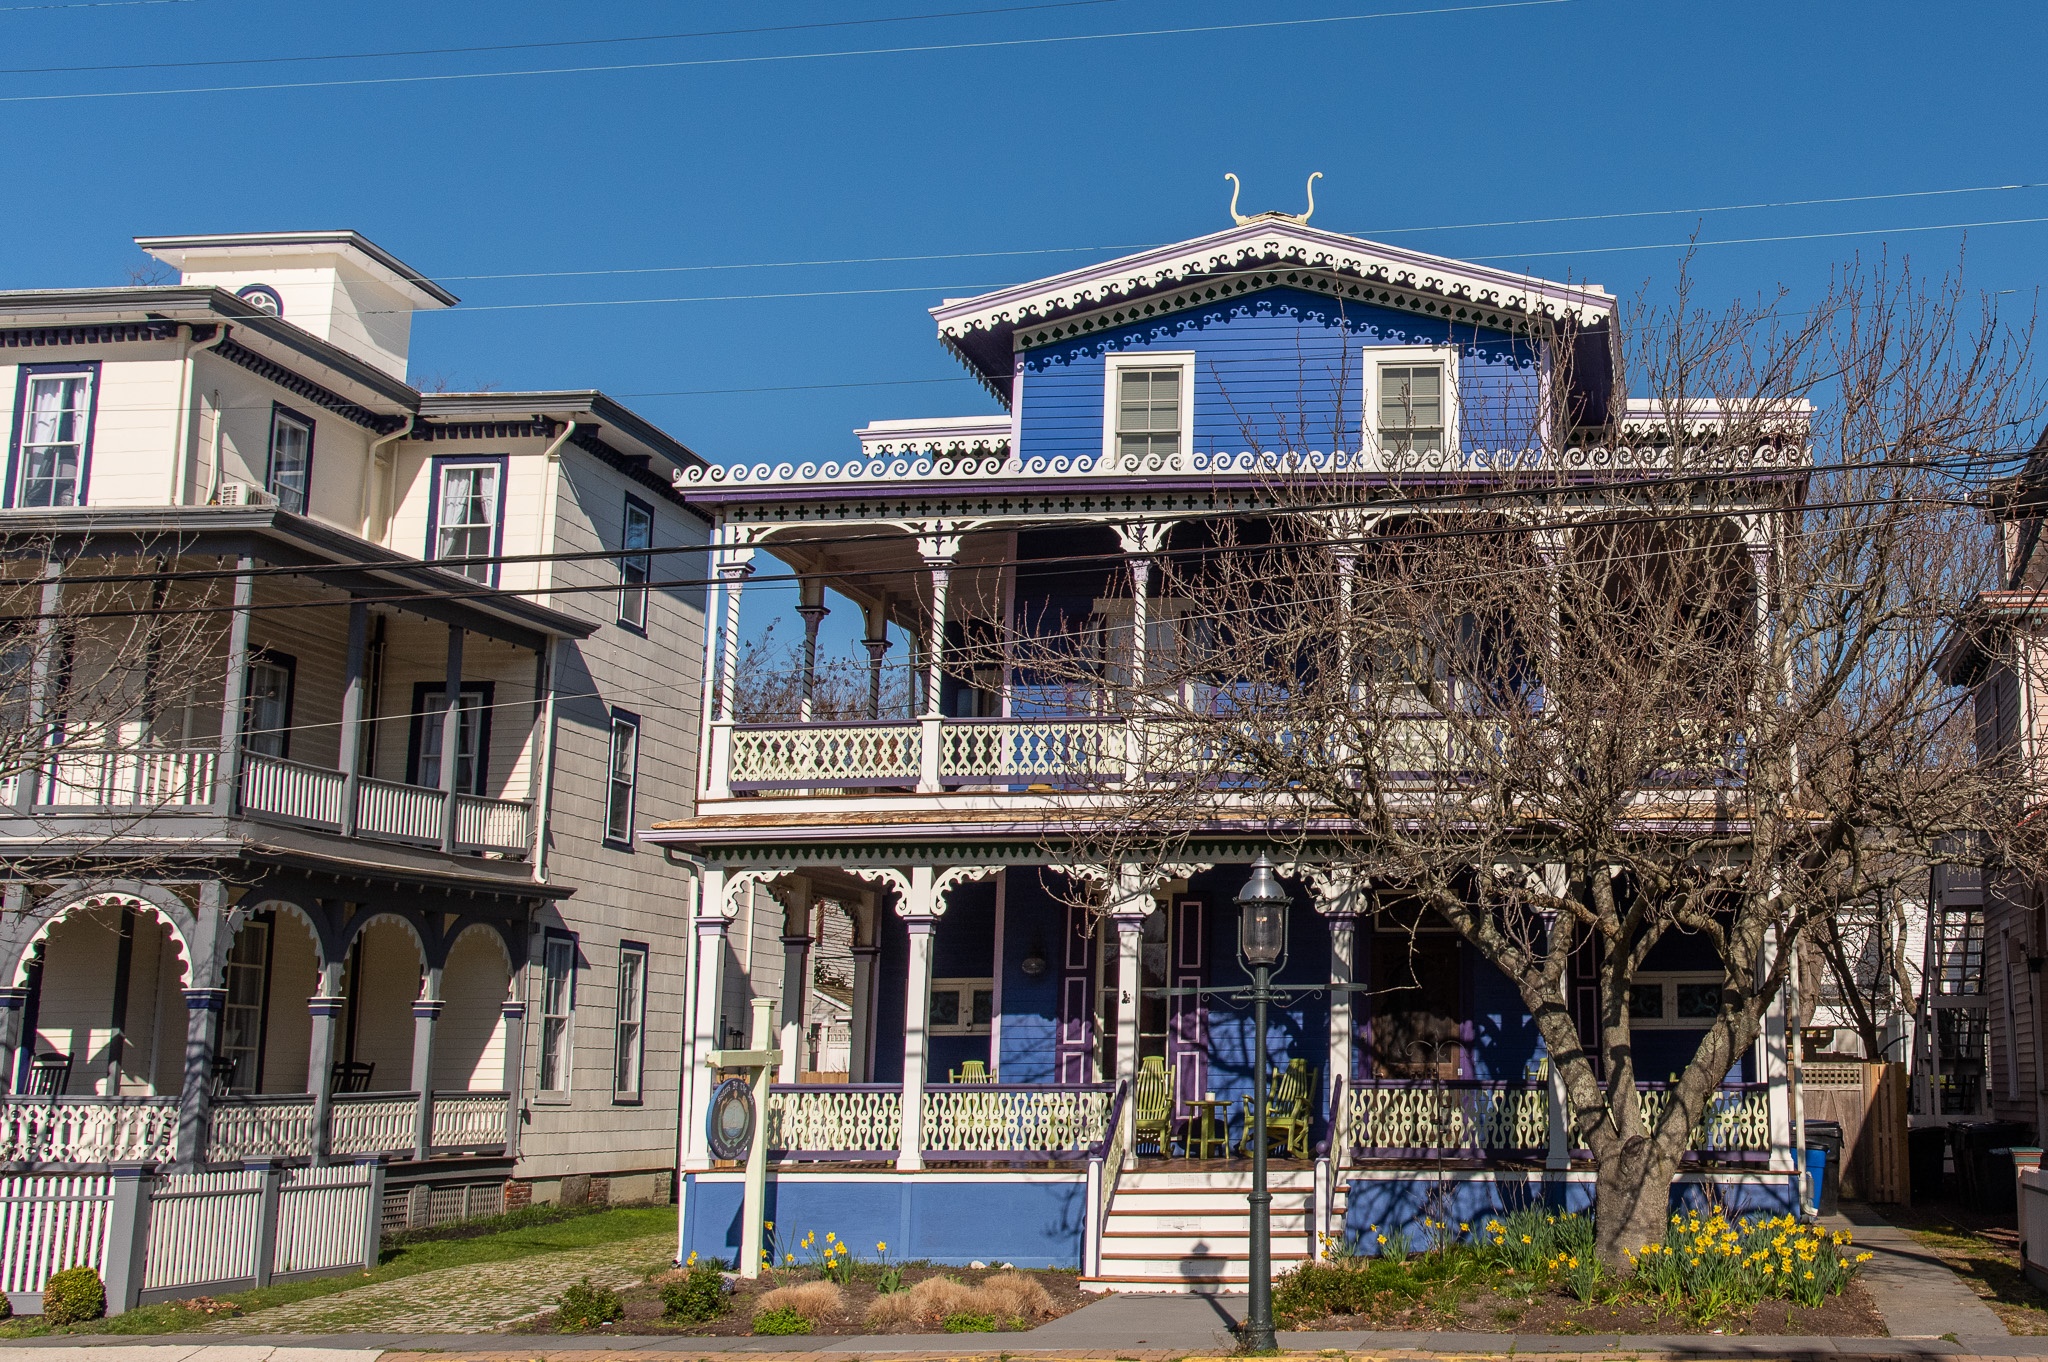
[1083,1077,1132,1278]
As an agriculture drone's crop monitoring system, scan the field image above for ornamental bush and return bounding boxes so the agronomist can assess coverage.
[554,1276,623,1331]
[42,1266,105,1324]
[751,1305,810,1335]
[659,1264,727,1324]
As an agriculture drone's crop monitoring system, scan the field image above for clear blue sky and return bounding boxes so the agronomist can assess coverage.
[4,0,2045,470]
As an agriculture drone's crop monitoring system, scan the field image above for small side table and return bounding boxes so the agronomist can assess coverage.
[1185,1098,1230,1160]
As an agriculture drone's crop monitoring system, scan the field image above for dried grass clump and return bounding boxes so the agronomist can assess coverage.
[863,1271,1055,1328]
[755,1279,845,1320]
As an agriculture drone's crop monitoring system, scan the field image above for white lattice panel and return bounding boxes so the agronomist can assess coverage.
[766,1088,902,1153]
[920,1087,1112,1152]
[730,724,921,785]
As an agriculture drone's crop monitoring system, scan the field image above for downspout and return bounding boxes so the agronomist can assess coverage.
[664,846,707,1229]
[363,414,418,543]
[174,323,233,506]
[525,419,578,884]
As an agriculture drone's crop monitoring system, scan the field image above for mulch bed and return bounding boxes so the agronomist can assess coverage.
[1290,1277,1886,1335]
[524,1264,1090,1336]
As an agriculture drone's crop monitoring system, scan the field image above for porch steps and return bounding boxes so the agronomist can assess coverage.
[1082,1168,1338,1294]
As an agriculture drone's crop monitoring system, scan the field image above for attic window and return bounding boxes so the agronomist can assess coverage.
[236,284,283,317]
[1364,346,1459,458]
[1104,352,1194,466]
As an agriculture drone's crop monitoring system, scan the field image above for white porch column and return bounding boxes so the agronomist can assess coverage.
[500,997,527,1158]
[707,552,754,799]
[917,537,957,794]
[306,956,344,1164]
[1325,911,1358,1125]
[897,865,939,1171]
[1760,927,1794,1173]
[411,964,445,1161]
[337,599,368,837]
[777,877,813,1083]
[214,557,255,817]
[437,626,464,854]
[682,868,730,1172]
[1128,557,1151,690]
[796,578,828,724]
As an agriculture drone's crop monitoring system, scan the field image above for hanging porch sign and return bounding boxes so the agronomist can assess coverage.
[707,1077,755,1161]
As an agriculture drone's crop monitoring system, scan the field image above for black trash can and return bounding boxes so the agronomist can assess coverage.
[1804,1119,1844,1216]
[1909,1125,1947,1201]
[1954,1121,2029,1211]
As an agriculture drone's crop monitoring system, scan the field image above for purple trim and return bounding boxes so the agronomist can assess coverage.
[424,453,509,586]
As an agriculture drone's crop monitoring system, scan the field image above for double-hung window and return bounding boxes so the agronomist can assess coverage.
[538,931,576,1094]
[618,496,653,629]
[243,654,296,759]
[429,458,504,584]
[614,942,647,1101]
[1365,347,1457,457]
[218,917,272,1095]
[11,366,97,508]
[408,680,492,794]
[266,405,314,514]
[1104,352,1193,466]
[604,710,639,846]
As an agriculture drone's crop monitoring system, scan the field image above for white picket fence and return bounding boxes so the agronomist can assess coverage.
[0,1163,383,1314]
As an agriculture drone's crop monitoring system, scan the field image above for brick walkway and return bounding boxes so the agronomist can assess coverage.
[199,1232,676,1335]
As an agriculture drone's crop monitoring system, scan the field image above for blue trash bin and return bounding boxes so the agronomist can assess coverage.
[1804,1145,1827,1213]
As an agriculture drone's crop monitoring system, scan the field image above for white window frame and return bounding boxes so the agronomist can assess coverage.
[13,369,96,508]
[614,941,648,1102]
[929,976,995,1036]
[604,711,639,846]
[1625,971,1726,1030]
[266,406,314,515]
[431,459,503,585]
[537,932,576,1097]
[1361,344,1461,459]
[1101,351,1196,468]
[618,497,654,628]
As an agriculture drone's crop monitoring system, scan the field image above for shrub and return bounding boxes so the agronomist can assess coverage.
[944,1311,997,1332]
[42,1267,105,1325]
[658,1264,727,1324]
[752,1305,810,1335]
[756,1280,843,1323]
[977,1271,1056,1321]
[554,1276,623,1331]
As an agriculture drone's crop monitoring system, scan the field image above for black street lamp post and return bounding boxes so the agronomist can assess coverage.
[1235,854,1290,1352]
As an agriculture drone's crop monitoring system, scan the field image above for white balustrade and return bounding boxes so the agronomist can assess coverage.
[1628,1083,1773,1153]
[327,1093,421,1157]
[0,1096,178,1164]
[938,719,1125,784]
[920,1084,1114,1154]
[765,1086,903,1155]
[728,723,922,789]
[205,1094,317,1163]
[239,753,346,828]
[354,778,444,844]
[453,796,531,854]
[31,747,216,809]
[428,1091,510,1151]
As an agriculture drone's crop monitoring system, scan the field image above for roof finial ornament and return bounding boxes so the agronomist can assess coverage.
[1223,171,1323,226]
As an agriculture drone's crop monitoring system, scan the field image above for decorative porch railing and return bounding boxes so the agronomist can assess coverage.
[0,1096,179,1164]
[921,1083,1116,1157]
[29,747,217,809]
[729,722,922,790]
[327,1092,423,1158]
[938,719,1126,785]
[765,1084,903,1158]
[239,755,532,856]
[207,1093,317,1162]
[1345,1079,1774,1160]
[429,1091,511,1151]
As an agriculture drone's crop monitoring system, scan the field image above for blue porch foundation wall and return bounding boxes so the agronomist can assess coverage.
[681,1173,1086,1269]
[1341,1171,1798,1251]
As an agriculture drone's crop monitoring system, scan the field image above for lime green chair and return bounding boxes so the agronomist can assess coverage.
[1239,1058,1317,1161]
[949,1060,989,1083]
[1133,1057,1177,1157]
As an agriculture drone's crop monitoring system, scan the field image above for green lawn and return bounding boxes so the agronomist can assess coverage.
[1,1204,676,1336]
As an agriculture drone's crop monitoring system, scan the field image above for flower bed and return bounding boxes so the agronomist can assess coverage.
[1278,1208,1883,1335]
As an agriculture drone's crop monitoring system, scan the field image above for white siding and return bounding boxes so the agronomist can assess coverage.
[435,928,509,1091]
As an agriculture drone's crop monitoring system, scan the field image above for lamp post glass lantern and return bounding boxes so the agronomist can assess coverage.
[1236,854,1289,1351]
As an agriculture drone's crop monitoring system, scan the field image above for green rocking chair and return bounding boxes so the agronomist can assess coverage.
[1133,1056,1177,1157]
[1238,1058,1317,1162]
[949,1060,990,1083]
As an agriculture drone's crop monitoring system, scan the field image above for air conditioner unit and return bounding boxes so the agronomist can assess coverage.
[217,480,276,508]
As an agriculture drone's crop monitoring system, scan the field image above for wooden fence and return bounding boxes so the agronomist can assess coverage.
[0,1162,384,1314]
[1801,1061,1910,1204]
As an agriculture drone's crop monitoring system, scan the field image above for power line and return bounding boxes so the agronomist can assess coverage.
[0,0,192,9]
[0,0,1138,74]
[1469,215,2048,264]
[0,0,1577,103]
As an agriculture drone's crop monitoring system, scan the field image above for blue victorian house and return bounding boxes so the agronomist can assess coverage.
[647,205,1798,1290]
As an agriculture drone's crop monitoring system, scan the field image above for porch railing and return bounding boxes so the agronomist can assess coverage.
[920,1082,1116,1158]
[1344,1079,1774,1160]
[27,747,218,809]
[207,1093,317,1162]
[429,1091,512,1151]
[937,719,1126,785]
[240,754,532,856]
[0,1096,179,1165]
[327,1092,425,1158]
[765,1084,904,1159]
[730,722,922,790]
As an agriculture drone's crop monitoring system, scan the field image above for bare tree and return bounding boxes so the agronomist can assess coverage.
[728,618,910,722]
[1812,877,1923,1059]
[2,536,230,877]
[1024,257,2038,1264]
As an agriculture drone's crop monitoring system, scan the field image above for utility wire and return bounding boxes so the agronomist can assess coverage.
[0,0,1577,103]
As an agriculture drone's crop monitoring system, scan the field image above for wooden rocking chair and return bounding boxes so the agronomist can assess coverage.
[949,1060,990,1083]
[1238,1058,1317,1161]
[1132,1056,1176,1157]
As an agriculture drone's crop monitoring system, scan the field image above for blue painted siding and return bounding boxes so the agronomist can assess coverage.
[681,1173,1086,1269]
[870,884,997,1081]
[1192,867,1332,1138]
[1017,288,1541,462]
[1342,1172,1797,1250]
[1470,952,1541,1081]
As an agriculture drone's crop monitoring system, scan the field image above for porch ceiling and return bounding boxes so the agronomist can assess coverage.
[759,524,1010,628]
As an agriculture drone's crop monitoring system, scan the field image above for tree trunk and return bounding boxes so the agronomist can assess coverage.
[1591,1134,1682,1269]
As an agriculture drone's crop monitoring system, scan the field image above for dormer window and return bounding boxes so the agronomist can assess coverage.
[1364,346,1459,458]
[235,283,283,316]
[1103,352,1195,467]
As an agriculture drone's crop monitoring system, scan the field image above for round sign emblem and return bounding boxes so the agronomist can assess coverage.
[707,1077,755,1161]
